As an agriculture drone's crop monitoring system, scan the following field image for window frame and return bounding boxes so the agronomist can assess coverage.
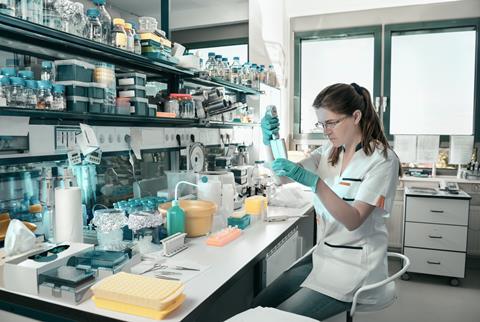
[293,26,382,140]
[383,18,480,141]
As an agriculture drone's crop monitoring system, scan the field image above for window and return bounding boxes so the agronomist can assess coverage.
[294,27,381,138]
[387,27,477,136]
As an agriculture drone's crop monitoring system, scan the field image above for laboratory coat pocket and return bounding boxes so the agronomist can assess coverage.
[313,241,368,296]
[340,179,362,201]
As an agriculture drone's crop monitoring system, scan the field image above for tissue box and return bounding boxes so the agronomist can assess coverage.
[3,242,94,295]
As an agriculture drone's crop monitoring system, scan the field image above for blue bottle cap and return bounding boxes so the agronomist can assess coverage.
[0,77,10,85]
[208,52,215,57]
[215,55,222,59]
[222,58,228,61]
[260,64,265,68]
[86,8,100,17]
[251,64,257,67]
[41,61,53,69]
[18,70,34,80]
[93,0,106,5]
[37,80,52,89]
[53,84,65,93]
[10,77,25,86]
[25,80,37,89]
[1,67,17,77]
[233,56,240,60]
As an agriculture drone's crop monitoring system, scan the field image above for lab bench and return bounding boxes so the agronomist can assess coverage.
[0,203,315,322]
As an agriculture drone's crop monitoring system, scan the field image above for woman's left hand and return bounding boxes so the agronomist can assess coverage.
[272,158,320,191]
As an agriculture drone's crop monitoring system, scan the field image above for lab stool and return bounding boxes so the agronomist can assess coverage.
[225,306,318,322]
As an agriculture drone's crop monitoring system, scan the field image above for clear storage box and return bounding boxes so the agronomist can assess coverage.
[55,60,95,82]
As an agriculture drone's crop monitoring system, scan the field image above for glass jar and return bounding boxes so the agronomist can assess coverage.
[24,80,37,109]
[36,80,52,110]
[0,77,10,107]
[9,76,26,107]
[41,61,54,82]
[51,84,66,111]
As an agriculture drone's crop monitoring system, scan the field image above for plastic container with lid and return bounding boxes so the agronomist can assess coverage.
[55,81,90,97]
[227,214,251,230]
[130,97,148,116]
[111,18,127,50]
[89,82,107,99]
[116,73,146,87]
[116,97,130,115]
[159,200,216,237]
[56,59,95,83]
[18,70,33,80]
[51,84,66,111]
[148,104,157,117]
[118,85,146,98]
[8,77,25,107]
[36,81,53,110]
[138,16,157,33]
[88,98,105,114]
[24,80,37,109]
[66,96,89,113]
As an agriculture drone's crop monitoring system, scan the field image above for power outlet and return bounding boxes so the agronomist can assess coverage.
[55,126,81,151]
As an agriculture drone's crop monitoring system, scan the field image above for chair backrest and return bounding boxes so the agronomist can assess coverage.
[350,252,410,317]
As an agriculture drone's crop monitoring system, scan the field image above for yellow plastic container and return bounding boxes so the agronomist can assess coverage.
[159,200,217,237]
[245,196,268,216]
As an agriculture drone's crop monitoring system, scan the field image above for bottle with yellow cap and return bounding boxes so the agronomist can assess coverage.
[111,18,127,50]
[124,23,135,53]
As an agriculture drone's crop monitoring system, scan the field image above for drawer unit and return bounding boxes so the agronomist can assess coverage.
[404,247,465,278]
[402,188,470,283]
[405,197,469,226]
[404,222,467,252]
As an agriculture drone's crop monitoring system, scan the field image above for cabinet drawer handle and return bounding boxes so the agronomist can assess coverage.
[427,260,441,265]
[430,210,444,213]
[428,235,443,239]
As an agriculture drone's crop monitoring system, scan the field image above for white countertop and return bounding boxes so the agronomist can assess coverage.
[401,175,480,184]
[404,186,471,199]
[0,200,314,322]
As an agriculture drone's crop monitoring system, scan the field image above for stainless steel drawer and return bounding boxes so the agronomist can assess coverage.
[404,222,467,252]
[404,247,465,278]
[405,196,469,226]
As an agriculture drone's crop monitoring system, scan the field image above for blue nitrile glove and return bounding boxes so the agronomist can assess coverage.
[272,158,319,192]
[261,113,279,145]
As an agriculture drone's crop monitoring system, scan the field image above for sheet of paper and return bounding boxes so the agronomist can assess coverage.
[77,123,99,155]
[0,116,30,136]
[394,135,417,163]
[416,135,439,163]
[449,135,474,165]
[130,128,143,160]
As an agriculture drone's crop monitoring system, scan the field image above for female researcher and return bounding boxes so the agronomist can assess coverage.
[253,83,401,320]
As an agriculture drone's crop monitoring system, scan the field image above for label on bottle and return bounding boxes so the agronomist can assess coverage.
[51,99,64,111]
[115,33,127,50]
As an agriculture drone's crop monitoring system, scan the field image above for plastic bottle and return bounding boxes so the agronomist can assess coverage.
[166,200,185,236]
[0,77,10,107]
[24,80,37,109]
[205,52,216,78]
[222,57,231,82]
[124,23,135,52]
[9,77,26,107]
[111,18,127,50]
[36,80,53,110]
[86,8,103,43]
[214,55,224,78]
[230,56,241,84]
[51,84,66,111]
[92,0,112,45]
[41,61,54,82]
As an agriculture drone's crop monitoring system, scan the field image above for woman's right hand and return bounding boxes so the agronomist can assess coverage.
[261,112,279,145]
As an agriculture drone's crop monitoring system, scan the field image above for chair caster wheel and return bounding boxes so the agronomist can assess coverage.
[449,278,459,287]
[401,273,410,281]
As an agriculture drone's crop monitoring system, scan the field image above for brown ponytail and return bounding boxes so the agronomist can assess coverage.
[312,83,402,176]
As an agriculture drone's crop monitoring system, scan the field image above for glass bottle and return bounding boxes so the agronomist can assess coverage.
[9,76,26,107]
[36,80,52,110]
[230,56,241,84]
[41,61,54,82]
[111,18,127,50]
[205,52,216,78]
[222,57,231,82]
[133,33,142,55]
[93,0,112,45]
[214,55,224,78]
[43,0,62,31]
[241,61,251,86]
[72,2,88,38]
[124,23,134,52]
[0,77,10,107]
[86,8,103,43]
[250,64,259,89]
[51,84,66,111]
[266,64,277,87]
[24,80,37,109]
[259,64,266,85]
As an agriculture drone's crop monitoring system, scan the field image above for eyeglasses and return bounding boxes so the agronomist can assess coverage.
[28,245,70,262]
[315,116,350,130]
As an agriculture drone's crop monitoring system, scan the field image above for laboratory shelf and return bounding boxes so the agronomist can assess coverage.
[0,14,194,79]
[0,108,198,127]
[206,120,260,128]
[184,77,263,95]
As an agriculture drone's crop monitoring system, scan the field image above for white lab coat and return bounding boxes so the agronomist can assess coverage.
[299,142,399,304]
